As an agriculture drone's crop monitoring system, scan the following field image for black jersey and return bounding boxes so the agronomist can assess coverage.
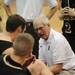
[61,0,75,34]
[0,40,12,54]
[61,0,75,53]
[0,55,31,75]
[61,0,75,8]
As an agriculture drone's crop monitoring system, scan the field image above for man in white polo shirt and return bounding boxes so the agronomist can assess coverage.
[4,0,57,58]
[33,16,75,75]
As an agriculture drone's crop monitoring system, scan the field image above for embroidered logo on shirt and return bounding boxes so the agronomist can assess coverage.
[40,45,42,48]
[48,46,50,50]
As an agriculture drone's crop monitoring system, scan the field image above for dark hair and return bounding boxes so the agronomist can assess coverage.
[6,14,26,32]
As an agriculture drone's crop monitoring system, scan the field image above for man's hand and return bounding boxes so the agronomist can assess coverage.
[59,7,75,20]
[63,7,75,16]
[22,55,36,69]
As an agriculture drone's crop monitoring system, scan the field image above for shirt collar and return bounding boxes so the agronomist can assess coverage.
[44,28,54,43]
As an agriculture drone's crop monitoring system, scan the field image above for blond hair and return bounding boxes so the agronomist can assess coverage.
[13,33,34,56]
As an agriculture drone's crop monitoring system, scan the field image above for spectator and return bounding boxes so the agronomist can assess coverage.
[59,0,75,53]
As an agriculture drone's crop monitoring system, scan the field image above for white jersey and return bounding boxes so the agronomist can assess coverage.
[4,0,57,20]
[22,0,57,20]
[4,0,26,15]
[39,29,75,70]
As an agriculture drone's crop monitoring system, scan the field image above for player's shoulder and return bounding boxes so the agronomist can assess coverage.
[34,59,45,66]
[0,54,5,68]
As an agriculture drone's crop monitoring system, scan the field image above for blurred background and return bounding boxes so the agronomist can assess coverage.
[0,0,63,32]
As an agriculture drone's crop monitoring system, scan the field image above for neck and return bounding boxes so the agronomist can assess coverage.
[10,53,26,65]
[5,32,18,42]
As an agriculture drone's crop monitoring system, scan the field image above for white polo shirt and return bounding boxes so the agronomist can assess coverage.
[39,29,75,70]
[4,0,57,20]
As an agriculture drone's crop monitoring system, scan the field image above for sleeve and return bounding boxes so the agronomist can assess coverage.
[49,0,57,8]
[52,35,72,64]
[4,0,14,5]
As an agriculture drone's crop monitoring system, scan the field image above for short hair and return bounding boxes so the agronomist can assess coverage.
[33,15,49,28]
[6,14,26,32]
[13,33,34,56]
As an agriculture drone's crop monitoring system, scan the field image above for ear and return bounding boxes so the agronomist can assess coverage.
[23,26,26,33]
[16,26,22,33]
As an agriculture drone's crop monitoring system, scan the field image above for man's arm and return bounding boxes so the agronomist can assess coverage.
[4,0,13,16]
[27,59,53,75]
[40,61,53,75]
[47,0,57,19]
[4,5,12,16]
[49,63,63,74]
[48,6,57,19]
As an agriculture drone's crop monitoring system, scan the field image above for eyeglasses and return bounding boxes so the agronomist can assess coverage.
[35,26,44,32]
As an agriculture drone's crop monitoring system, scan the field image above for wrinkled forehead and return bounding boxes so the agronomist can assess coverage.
[33,20,44,29]
[33,16,49,29]
[35,24,44,30]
